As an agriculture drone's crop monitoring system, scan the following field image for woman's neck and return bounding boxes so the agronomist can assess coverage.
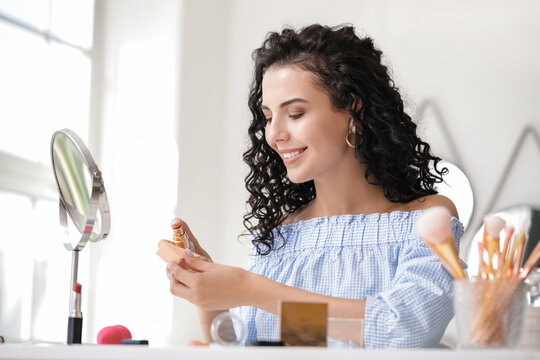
[296,161,399,221]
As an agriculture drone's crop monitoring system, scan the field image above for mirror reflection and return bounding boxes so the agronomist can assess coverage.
[52,133,93,233]
[51,130,109,243]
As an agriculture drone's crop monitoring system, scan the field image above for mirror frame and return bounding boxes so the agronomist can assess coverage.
[51,128,110,251]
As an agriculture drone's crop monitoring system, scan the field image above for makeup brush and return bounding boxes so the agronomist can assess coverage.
[483,215,506,276]
[511,220,529,277]
[477,241,487,279]
[496,221,528,280]
[513,239,525,277]
[497,235,523,281]
[500,227,514,268]
[514,220,540,280]
[416,207,466,279]
[493,227,514,279]
[519,238,540,280]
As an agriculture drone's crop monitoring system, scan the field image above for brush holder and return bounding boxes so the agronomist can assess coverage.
[454,279,527,348]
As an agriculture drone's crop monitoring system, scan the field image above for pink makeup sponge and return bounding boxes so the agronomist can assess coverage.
[97,325,132,345]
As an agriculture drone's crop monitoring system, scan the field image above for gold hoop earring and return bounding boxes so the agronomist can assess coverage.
[346,128,355,148]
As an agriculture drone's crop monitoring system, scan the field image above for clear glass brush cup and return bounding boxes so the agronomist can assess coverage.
[453,278,527,348]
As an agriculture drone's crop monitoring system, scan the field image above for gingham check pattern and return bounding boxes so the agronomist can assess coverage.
[236,210,464,348]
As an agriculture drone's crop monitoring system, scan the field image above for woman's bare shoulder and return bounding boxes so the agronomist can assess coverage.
[407,194,459,219]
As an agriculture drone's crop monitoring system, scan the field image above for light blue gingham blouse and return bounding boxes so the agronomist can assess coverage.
[237,210,464,348]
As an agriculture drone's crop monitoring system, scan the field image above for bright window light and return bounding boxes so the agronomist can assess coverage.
[0,0,94,343]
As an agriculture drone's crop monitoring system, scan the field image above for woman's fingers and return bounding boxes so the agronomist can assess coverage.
[171,218,198,243]
[167,259,246,310]
[166,258,193,282]
[168,262,197,286]
[167,262,197,300]
[168,269,191,298]
[183,251,213,271]
[170,217,212,259]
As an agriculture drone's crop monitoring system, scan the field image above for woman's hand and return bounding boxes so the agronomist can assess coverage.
[167,252,250,311]
[170,218,212,260]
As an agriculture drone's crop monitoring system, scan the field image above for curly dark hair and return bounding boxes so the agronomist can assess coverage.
[242,24,447,255]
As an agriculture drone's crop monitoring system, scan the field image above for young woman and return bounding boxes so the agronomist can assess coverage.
[165,24,463,348]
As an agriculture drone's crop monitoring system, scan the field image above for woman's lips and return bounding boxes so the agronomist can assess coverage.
[281,147,307,165]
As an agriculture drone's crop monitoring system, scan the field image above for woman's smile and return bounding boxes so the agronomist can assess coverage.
[279,147,307,164]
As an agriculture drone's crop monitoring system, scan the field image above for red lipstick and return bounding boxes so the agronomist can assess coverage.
[67,282,83,344]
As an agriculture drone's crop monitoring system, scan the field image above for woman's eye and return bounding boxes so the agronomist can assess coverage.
[265,117,272,123]
[290,113,304,119]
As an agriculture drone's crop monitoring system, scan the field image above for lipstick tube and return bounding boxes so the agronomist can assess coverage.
[67,282,83,344]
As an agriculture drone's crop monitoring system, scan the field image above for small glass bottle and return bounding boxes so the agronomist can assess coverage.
[172,222,195,252]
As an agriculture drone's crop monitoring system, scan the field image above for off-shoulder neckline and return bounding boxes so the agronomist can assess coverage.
[278,210,460,229]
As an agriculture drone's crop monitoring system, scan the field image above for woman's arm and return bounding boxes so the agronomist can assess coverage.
[167,250,366,319]
[167,218,224,343]
[248,272,366,318]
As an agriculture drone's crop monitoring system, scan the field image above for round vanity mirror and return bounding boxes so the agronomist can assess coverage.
[51,128,110,344]
[51,129,110,249]
[433,160,475,230]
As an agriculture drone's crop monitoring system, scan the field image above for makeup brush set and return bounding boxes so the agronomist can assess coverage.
[417,207,540,348]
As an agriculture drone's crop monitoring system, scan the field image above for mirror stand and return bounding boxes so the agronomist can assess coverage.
[51,129,110,345]
[59,198,87,344]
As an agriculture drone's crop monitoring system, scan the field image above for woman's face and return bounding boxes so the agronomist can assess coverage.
[262,65,352,184]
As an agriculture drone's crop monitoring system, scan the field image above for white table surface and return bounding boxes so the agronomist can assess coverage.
[1,344,539,360]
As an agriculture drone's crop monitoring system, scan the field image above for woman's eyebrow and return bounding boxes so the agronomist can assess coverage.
[261,98,309,110]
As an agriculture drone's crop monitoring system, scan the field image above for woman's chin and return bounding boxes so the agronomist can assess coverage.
[286,172,311,184]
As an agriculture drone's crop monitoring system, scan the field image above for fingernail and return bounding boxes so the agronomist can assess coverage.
[185,249,193,257]
[167,262,173,270]
[171,218,180,226]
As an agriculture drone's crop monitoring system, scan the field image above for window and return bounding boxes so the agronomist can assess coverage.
[0,0,95,343]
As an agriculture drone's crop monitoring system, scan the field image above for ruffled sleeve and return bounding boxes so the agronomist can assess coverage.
[364,217,464,348]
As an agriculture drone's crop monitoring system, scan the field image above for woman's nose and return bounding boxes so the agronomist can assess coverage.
[267,117,289,144]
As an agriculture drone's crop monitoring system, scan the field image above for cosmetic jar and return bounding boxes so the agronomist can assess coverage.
[327,317,364,348]
[210,312,247,346]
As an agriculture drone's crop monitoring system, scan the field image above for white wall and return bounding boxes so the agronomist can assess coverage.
[89,0,183,346]
[93,0,540,346]
[356,0,540,246]
[217,0,540,256]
